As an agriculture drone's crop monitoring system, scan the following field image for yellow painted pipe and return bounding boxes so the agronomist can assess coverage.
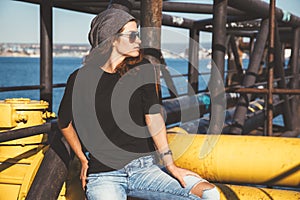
[167,133,300,187]
[216,184,300,200]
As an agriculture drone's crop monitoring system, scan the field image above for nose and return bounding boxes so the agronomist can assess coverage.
[136,36,141,44]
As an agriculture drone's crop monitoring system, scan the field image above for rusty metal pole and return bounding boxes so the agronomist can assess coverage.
[267,0,276,136]
[140,0,163,100]
[40,0,53,111]
[140,0,162,60]
[290,27,300,133]
[188,28,199,95]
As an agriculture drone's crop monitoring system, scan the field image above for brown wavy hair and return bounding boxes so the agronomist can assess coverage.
[114,19,143,76]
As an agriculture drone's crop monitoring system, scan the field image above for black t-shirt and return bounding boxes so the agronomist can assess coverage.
[58,59,161,173]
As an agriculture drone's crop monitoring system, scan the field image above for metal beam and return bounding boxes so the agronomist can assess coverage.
[40,0,53,111]
[290,27,300,132]
[188,28,199,95]
[230,19,269,134]
[228,0,300,26]
[274,22,293,131]
[140,0,163,100]
[208,0,228,134]
[266,0,276,136]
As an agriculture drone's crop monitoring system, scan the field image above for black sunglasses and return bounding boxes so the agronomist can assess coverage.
[118,31,139,43]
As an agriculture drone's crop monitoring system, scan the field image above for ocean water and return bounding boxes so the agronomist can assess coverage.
[0,56,284,126]
[0,57,212,112]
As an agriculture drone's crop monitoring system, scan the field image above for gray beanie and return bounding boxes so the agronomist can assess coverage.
[88,8,135,48]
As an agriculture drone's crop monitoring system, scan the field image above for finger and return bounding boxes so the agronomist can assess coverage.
[80,169,87,190]
[178,177,187,188]
[187,172,201,178]
[81,179,86,190]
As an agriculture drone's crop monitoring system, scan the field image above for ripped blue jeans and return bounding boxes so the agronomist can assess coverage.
[86,155,220,200]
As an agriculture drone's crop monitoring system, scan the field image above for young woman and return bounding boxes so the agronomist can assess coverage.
[58,7,220,200]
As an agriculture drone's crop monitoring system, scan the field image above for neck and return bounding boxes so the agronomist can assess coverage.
[101,51,125,73]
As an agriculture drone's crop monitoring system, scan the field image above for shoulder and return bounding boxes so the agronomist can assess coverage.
[67,68,80,83]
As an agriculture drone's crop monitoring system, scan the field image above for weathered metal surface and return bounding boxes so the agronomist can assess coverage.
[40,0,53,112]
[188,28,199,94]
[290,28,300,133]
[216,184,300,200]
[228,0,300,26]
[167,134,300,187]
[230,19,269,134]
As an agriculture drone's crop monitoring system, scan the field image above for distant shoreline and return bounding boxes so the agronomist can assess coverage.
[0,53,86,58]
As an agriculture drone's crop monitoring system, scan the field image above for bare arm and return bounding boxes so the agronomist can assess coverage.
[145,113,200,187]
[60,122,88,189]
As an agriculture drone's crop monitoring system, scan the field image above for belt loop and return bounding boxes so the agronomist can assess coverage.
[140,157,144,168]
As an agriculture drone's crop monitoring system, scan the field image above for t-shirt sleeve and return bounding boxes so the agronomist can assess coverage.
[140,63,161,115]
[58,70,78,129]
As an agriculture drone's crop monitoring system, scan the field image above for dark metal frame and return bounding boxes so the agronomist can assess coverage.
[2,0,299,136]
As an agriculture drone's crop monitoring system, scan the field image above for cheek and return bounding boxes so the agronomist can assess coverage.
[118,42,139,55]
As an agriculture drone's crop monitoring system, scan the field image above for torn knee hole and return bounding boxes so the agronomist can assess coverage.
[190,182,215,197]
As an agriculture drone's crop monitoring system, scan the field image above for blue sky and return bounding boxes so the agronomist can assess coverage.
[1,0,300,44]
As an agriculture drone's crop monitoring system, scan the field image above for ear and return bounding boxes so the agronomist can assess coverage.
[112,37,119,47]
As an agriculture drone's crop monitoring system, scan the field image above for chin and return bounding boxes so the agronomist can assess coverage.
[127,50,140,57]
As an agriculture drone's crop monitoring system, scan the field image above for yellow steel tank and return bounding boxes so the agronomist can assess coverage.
[0,98,54,200]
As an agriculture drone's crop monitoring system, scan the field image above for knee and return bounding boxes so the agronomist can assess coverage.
[190,182,220,200]
[201,187,220,200]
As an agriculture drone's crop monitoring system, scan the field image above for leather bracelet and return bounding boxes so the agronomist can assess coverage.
[160,150,173,158]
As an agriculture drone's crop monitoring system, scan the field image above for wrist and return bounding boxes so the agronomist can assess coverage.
[159,149,175,167]
[166,163,177,171]
[78,154,88,164]
[159,149,173,159]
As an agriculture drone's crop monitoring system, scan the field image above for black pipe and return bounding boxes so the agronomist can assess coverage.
[180,98,282,134]
[229,36,243,75]
[26,127,71,200]
[212,0,227,78]
[207,0,228,134]
[163,93,239,125]
[163,94,209,125]
[0,123,51,143]
[230,19,269,134]
[274,23,293,131]
[188,28,199,95]
[290,28,300,131]
[162,2,246,16]
[0,85,42,92]
[228,0,300,26]
[24,1,247,16]
[225,30,257,38]
[224,98,283,134]
[162,14,194,29]
[40,1,53,111]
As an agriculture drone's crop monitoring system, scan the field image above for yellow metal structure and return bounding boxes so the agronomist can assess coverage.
[167,133,300,187]
[217,184,300,200]
[0,98,55,200]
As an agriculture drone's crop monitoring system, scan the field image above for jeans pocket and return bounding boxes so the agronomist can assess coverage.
[86,174,101,186]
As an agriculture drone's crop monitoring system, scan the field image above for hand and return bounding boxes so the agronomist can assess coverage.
[80,158,89,190]
[166,164,200,188]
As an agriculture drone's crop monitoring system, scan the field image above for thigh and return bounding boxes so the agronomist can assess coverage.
[86,171,128,200]
[128,165,203,200]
